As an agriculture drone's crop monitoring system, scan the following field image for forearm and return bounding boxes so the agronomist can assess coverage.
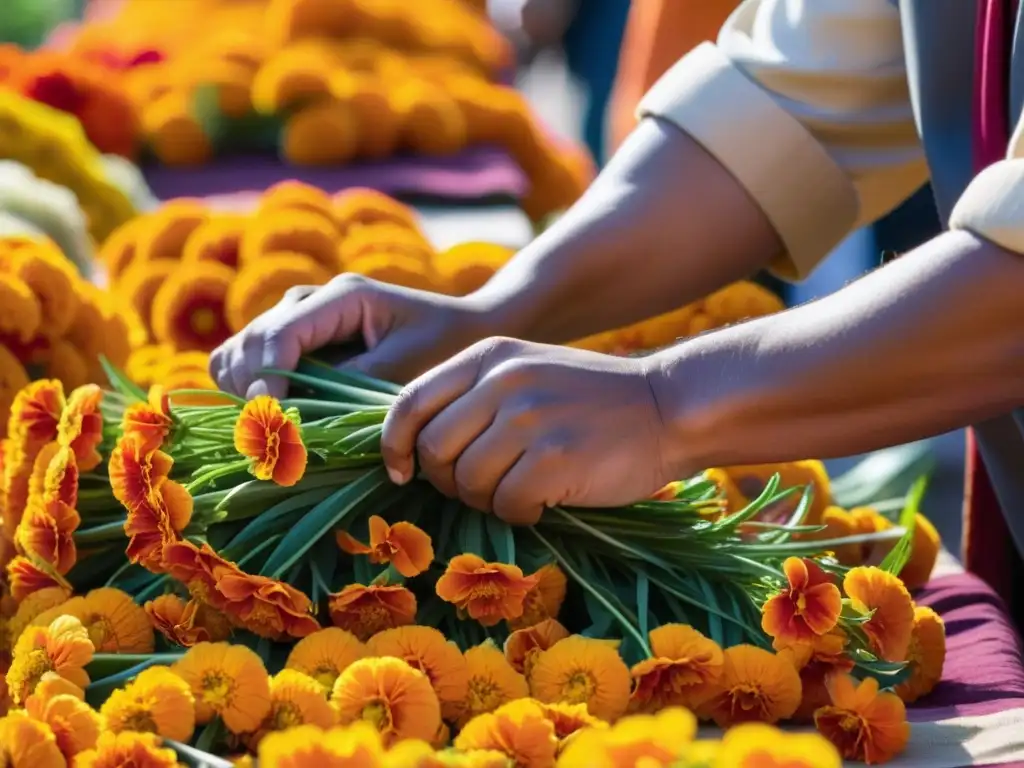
[468,118,782,344]
[651,231,1024,473]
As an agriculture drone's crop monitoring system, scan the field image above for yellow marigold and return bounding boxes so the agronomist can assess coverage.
[454,698,558,768]
[99,216,149,283]
[716,723,842,768]
[6,615,93,705]
[556,706,696,768]
[143,92,214,167]
[699,645,802,727]
[0,347,31,440]
[0,709,66,768]
[24,670,85,706]
[226,253,332,333]
[392,81,468,156]
[117,259,178,333]
[0,273,42,343]
[367,625,469,722]
[3,585,70,649]
[151,261,235,352]
[285,626,368,693]
[508,564,567,631]
[899,513,941,591]
[172,642,272,734]
[73,730,180,768]
[43,340,90,394]
[895,605,946,703]
[257,721,386,768]
[505,619,570,680]
[100,665,196,742]
[144,594,231,648]
[260,180,337,221]
[332,188,419,235]
[132,201,208,262]
[181,214,249,270]
[27,687,102,759]
[629,624,724,713]
[459,641,529,727]
[332,656,441,747]
[125,344,175,389]
[36,587,154,654]
[248,669,336,747]
[240,208,341,272]
[283,100,359,166]
[843,567,915,662]
[1,242,80,339]
[528,635,631,722]
[250,47,333,114]
[333,73,400,160]
[338,223,431,265]
[346,253,438,291]
[432,242,514,297]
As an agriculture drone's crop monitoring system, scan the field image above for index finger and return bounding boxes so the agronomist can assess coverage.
[381,345,488,485]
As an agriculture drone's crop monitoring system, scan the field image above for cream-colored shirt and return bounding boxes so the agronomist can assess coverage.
[636,0,1024,279]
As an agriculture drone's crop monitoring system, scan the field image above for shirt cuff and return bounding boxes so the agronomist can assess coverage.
[949,159,1024,255]
[637,43,859,280]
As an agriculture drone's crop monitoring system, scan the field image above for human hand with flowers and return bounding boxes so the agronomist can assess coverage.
[381,338,675,524]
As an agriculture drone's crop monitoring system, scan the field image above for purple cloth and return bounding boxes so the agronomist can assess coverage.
[142,145,528,202]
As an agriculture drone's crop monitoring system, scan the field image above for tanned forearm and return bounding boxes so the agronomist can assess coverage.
[650,231,1024,474]
[469,118,782,345]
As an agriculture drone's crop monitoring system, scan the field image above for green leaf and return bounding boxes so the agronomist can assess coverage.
[485,514,515,565]
[261,467,389,579]
[99,356,147,401]
[264,368,395,406]
[831,442,935,508]
[459,509,487,559]
[879,475,927,576]
[298,358,402,396]
[637,570,650,645]
[222,487,333,555]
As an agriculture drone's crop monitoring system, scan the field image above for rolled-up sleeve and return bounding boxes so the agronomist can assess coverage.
[637,0,928,279]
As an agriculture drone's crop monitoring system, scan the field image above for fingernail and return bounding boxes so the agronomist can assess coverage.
[387,466,410,486]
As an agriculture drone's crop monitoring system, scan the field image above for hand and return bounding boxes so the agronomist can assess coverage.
[381,337,677,525]
[209,274,495,400]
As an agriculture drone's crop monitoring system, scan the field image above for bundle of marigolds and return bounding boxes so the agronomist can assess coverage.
[0,355,945,765]
[0,235,137,438]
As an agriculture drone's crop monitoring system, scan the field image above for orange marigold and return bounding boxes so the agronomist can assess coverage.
[56,384,104,472]
[332,656,441,747]
[15,497,79,575]
[776,629,855,722]
[285,626,367,693]
[761,557,842,645]
[6,615,93,705]
[555,706,696,768]
[895,606,946,704]
[436,553,539,627]
[2,243,80,339]
[172,642,272,734]
[0,347,31,441]
[120,388,173,455]
[899,513,941,591]
[505,618,570,679]
[3,585,70,646]
[0,709,66,768]
[247,669,336,747]
[26,685,102,759]
[117,259,178,335]
[460,641,530,727]
[151,261,235,352]
[629,624,724,713]
[699,645,802,727]
[5,557,70,602]
[73,730,180,768]
[257,721,386,767]
[258,180,337,230]
[234,395,307,487]
[453,698,558,768]
[368,625,469,722]
[337,515,434,578]
[717,722,842,768]
[100,665,196,742]
[814,673,910,764]
[328,583,417,641]
[239,208,341,272]
[0,273,42,344]
[509,563,567,631]
[225,254,332,333]
[528,635,631,721]
[145,594,231,647]
[332,187,419,235]
[843,567,915,662]
[214,569,321,640]
[181,214,248,270]
[33,587,155,654]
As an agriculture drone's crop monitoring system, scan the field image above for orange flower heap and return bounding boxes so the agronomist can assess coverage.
[234,395,308,487]
[629,624,724,713]
[436,553,539,626]
[337,515,434,577]
[762,557,843,645]
[814,673,910,764]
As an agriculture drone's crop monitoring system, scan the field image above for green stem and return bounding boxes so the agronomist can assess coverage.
[74,520,128,544]
[185,460,252,493]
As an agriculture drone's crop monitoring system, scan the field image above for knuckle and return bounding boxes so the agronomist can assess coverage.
[503,395,540,428]
[415,431,446,467]
[330,272,370,293]
[283,284,314,302]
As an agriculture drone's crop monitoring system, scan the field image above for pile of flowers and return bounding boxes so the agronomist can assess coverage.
[0,88,137,244]
[0,354,945,764]
[0,235,138,437]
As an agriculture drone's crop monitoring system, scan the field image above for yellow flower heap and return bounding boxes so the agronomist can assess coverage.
[0,348,945,763]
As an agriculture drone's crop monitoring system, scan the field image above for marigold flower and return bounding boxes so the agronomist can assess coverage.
[132,202,208,262]
[0,347,31,440]
[814,673,910,764]
[257,721,386,768]
[0,709,66,768]
[248,669,336,747]
[629,624,724,713]
[328,583,417,640]
[699,645,802,727]
[368,625,469,722]
[258,180,338,230]
[332,656,441,746]
[3,585,70,646]
[143,93,214,167]
[337,223,432,265]
[433,242,514,297]
[338,515,434,578]
[283,99,360,166]
[505,619,570,679]
[716,722,842,768]
[333,188,419,234]
[2,244,80,339]
[117,259,178,335]
[850,507,895,564]
[29,688,103,758]
[899,513,941,591]
[34,587,155,654]
[250,47,334,114]
[73,730,180,768]
[239,208,341,272]
[15,497,79,575]
[555,706,695,768]
[843,567,915,662]
[812,507,864,565]
[100,665,196,742]
[214,569,321,640]
[6,615,93,704]
[151,261,235,352]
[507,564,567,631]
[436,554,539,627]
[226,254,332,333]
[6,557,70,603]
[56,384,103,472]
[285,626,367,692]
[33,443,78,509]
[775,629,854,721]
[125,344,174,390]
[528,635,631,722]
[181,214,249,270]
[895,606,946,703]
[145,594,231,647]
[7,379,64,448]
[345,253,437,291]
[762,557,842,646]
[459,641,530,727]
[99,216,148,282]
[24,670,85,706]
[234,395,308,487]
[121,390,174,455]
[172,641,272,733]
[0,273,42,343]
[721,460,832,526]
[454,698,558,768]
